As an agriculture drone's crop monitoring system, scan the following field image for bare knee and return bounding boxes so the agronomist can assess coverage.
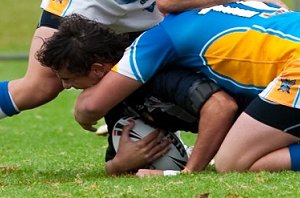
[215,152,250,173]
[215,151,234,173]
[215,153,235,173]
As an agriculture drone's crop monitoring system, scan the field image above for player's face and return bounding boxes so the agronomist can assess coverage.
[54,63,112,89]
[56,69,99,89]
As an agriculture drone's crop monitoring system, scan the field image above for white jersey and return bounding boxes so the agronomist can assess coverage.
[40,0,163,33]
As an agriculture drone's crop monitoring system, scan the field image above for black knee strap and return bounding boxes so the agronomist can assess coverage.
[187,78,220,115]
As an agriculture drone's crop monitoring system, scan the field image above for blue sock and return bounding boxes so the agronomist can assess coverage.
[0,81,19,117]
[289,142,300,171]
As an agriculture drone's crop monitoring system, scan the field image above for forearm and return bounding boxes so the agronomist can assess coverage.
[75,71,142,131]
[74,90,107,131]
[184,91,238,172]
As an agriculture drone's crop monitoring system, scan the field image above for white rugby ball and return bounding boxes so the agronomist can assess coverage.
[112,116,188,170]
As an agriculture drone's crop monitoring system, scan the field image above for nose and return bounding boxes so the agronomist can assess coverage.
[62,81,72,89]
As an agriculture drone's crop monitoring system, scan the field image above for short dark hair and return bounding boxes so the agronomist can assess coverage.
[36,14,130,75]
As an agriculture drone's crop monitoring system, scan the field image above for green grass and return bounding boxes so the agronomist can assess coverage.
[0,1,40,52]
[1,87,300,197]
[0,80,300,198]
[1,1,300,197]
[0,0,296,53]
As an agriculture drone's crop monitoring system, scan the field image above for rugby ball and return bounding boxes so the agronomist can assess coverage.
[112,116,188,170]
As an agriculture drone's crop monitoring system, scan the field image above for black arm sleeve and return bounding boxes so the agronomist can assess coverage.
[145,67,220,115]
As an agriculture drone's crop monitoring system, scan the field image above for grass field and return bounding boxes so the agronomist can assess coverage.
[1,0,300,197]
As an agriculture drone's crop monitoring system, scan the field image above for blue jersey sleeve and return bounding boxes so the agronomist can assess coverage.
[113,24,177,83]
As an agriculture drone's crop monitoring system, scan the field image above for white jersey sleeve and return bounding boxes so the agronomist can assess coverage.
[40,0,163,33]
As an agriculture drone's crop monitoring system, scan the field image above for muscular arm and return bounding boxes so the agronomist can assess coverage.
[156,0,287,14]
[183,91,238,172]
[133,68,239,177]
[136,90,238,177]
[75,71,142,131]
[147,70,239,172]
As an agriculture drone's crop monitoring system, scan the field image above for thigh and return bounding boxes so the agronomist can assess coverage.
[215,112,300,172]
[26,10,61,79]
[9,26,63,110]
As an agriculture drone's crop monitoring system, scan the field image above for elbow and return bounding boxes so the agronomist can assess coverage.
[210,91,238,118]
[222,95,238,117]
[75,94,107,119]
[75,99,94,115]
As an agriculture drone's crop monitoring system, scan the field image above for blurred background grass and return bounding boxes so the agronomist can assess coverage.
[0,0,297,53]
[0,0,40,52]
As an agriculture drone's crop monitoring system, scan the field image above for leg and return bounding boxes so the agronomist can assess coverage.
[9,26,63,110]
[215,112,299,172]
[249,147,291,171]
[0,26,64,119]
[215,95,300,172]
[250,142,300,171]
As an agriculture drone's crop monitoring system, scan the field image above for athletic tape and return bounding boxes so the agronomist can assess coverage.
[163,170,181,176]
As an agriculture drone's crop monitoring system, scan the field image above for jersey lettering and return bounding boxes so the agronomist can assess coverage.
[198,5,259,18]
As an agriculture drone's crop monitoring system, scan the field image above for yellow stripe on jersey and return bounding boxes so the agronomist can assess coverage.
[44,0,70,16]
[205,29,300,87]
[112,65,118,72]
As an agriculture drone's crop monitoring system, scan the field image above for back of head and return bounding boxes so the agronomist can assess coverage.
[36,14,130,75]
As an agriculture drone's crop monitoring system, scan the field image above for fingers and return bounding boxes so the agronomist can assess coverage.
[148,139,171,161]
[118,120,171,165]
[80,123,97,132]
[142,128,163,144]
[141,129,169,151]
[181,167,192,174]
[120,120,135,142]
[140,134,171,163]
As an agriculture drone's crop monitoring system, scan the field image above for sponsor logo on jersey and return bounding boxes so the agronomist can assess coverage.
[278,79,296,93]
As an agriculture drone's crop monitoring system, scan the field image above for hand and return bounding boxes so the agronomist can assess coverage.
[181,167,192,174]
[136,169,164,177]
[107,120,171,175]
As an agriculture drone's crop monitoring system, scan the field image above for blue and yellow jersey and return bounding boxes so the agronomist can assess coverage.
[113,1,300,108]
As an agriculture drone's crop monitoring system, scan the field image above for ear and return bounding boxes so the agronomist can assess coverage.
[91,63,104,78]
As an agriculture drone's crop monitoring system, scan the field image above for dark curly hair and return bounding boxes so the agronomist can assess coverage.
[36,14,130,75]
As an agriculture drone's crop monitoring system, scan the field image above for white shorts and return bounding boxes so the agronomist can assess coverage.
[40,0,163,33]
